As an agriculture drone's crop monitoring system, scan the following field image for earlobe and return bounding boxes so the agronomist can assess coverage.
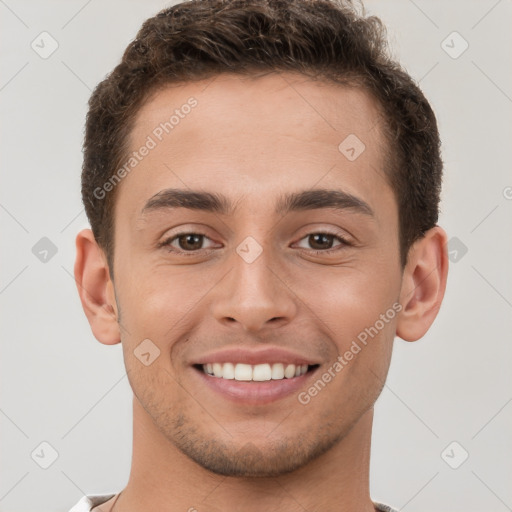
[74,228,121,345]
[396,226,449,342]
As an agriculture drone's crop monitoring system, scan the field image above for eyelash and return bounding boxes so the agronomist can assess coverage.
[158,231,352,257]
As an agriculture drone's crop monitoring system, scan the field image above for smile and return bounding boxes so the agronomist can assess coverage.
[192,361,321,404]
[199,362,317,381]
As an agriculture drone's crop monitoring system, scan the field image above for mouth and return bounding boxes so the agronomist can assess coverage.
[191,362,320,404]
[194,362,320,381]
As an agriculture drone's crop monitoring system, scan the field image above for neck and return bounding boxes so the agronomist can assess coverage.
[116,397,376,512]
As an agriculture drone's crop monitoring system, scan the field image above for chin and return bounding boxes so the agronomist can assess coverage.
[168,416,342,478]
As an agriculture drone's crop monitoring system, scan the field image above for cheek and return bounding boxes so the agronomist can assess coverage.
[115,264,220,362]
[292,263,399,391]
[117,258,190,320]
[293,265,399,336]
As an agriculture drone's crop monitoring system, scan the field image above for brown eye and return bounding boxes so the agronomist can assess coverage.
[175,233,204,251]
[159,232,218,255]
[295,232,350,254]
[307,233,337,250]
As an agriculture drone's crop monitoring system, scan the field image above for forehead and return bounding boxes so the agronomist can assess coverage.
[118,71,393,222]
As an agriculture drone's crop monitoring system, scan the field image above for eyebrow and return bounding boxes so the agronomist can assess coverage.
[141,187,374,218]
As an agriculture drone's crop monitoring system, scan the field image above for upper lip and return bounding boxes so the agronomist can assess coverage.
[192,346,320,366]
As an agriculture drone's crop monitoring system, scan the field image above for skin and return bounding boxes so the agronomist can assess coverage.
[74,71,448,512]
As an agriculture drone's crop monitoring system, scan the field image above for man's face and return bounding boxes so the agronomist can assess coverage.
[111,72,402,476]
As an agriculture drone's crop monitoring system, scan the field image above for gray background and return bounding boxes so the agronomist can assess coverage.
[1,0,511,510]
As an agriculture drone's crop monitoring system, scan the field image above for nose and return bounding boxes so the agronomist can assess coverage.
[211,241,298,333]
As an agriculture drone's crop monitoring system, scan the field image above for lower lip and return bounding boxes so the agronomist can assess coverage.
[192,366,319,405]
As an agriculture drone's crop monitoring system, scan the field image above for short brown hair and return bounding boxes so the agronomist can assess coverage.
[82,0,442,273]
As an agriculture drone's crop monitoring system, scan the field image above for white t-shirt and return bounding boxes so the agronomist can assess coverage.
[68,493,399,511]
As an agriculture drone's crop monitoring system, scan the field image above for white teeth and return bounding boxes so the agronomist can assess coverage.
[253,363,271,381]
[222,362,235,379]
[234,363,252,381]
[271,363,284,379]
[213,363,223,377]
[201,362,310,381]
[284,364,296,379]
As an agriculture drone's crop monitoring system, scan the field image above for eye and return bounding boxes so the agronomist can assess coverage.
[158,230,352,257]
[294,232,351,254]
[158,232,218,255]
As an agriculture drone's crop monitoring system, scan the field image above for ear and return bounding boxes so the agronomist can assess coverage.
[74,228,120,345]
[396,226,449,342]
